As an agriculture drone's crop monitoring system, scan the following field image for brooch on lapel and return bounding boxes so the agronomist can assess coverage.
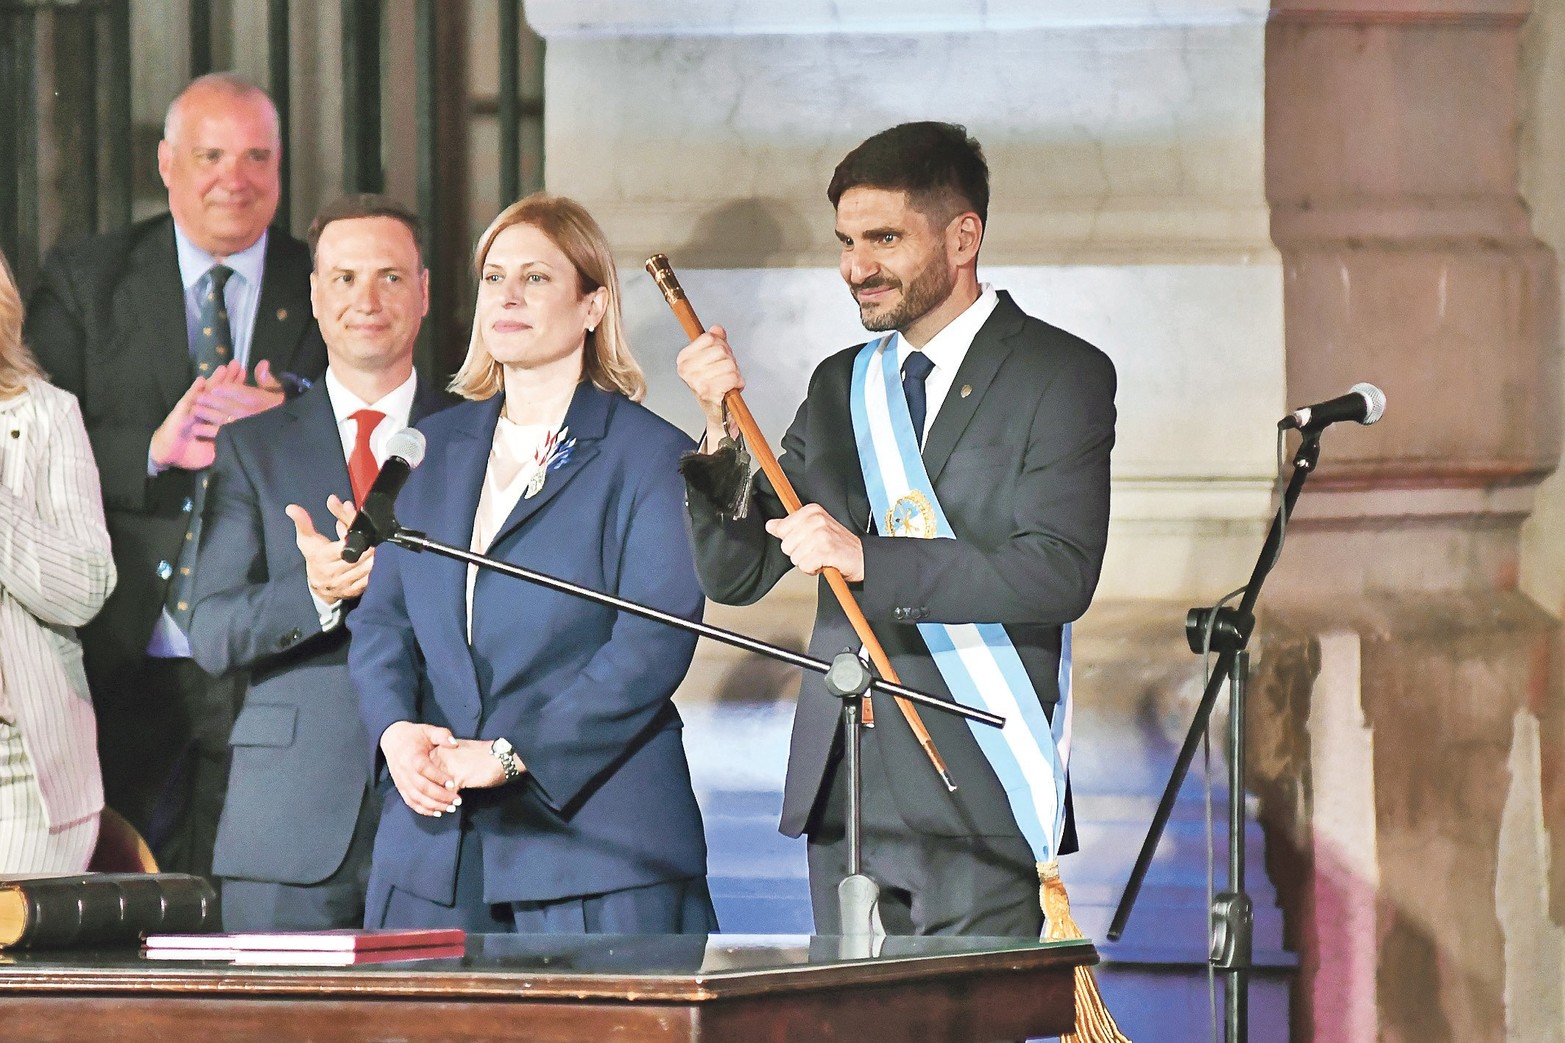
[524,425,575,499]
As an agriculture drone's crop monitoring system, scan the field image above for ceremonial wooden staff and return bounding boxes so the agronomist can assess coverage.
[645,254,955,791]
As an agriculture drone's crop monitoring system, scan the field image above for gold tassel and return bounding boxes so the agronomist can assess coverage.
[1040,860,1131,1043]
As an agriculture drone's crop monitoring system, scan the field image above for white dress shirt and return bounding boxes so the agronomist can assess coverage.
[146,226,270,657]
[325,367,420,476]
[313,368,420,630]
[466,409,568,643]
[175,225,267,375]
[892,284,1000,446]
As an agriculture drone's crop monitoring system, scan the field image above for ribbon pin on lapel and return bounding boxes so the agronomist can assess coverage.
[525,425,575,499]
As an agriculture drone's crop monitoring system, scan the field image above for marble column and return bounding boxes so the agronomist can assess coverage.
[1267,1,1561,1039]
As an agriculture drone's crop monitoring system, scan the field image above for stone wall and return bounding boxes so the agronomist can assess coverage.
[1268,1,1562,1038]
[526,0,1565,1038]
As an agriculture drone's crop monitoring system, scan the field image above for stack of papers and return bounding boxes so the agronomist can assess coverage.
[141,928,466,966]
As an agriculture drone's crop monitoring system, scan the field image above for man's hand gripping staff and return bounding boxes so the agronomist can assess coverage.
[645,253,956,791]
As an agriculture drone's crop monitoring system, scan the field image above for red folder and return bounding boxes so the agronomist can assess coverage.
[143,927,465,953]
[142,942,466,966]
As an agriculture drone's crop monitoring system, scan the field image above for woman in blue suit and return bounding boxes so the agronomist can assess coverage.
[350,194,716,933]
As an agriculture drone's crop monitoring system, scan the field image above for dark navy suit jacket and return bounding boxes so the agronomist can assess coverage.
[350,382,710,906]
[687,292,1115,851]
[188,377,449,884]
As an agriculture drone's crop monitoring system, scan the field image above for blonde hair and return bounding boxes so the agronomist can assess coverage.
[449,193,645,402]
[0,252,44,398]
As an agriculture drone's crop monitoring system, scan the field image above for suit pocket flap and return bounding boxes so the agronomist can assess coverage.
[229,703,297,748]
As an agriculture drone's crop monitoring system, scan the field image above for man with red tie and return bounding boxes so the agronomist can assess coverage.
[188,194,448,930]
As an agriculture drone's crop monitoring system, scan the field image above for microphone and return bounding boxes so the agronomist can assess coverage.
[1278,382,1387,432]
[342,428,426,563]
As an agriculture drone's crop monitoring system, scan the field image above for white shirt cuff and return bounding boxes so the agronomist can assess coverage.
[312,590,343,631]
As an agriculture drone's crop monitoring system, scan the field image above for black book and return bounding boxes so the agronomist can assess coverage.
[0,873,217,949]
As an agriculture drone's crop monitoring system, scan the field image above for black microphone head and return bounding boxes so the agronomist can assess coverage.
[1349,382,1387,425]
[386,427,427,466]
[341,428,427,563]
[1280,382,1389,431]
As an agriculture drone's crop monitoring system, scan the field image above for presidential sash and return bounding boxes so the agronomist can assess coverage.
[850,334,1072,863]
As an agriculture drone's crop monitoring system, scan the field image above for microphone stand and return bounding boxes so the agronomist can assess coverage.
[819,649,887,950]
[382,525,1005,941]
[1107,430,1323,1043]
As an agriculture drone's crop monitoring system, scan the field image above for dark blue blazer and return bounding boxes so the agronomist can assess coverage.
[350,382,710,906]
[188,377,449,884]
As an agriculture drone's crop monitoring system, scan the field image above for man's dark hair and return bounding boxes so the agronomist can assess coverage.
[827,122,989,227]
[307,193,424,267]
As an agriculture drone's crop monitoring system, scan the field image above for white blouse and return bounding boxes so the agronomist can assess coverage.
[465,411,565,643]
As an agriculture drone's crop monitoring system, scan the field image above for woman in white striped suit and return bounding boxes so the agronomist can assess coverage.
[0,251,116,874]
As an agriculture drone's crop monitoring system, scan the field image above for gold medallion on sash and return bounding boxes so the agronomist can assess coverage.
[886,490,937,539]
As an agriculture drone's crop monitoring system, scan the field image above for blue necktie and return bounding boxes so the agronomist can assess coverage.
[902,350,935,448]
[165,264,233,627]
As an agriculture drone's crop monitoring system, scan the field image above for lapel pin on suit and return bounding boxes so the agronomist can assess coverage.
[276,308,288,321]
[960,384,972,398]
[525,425,576,499]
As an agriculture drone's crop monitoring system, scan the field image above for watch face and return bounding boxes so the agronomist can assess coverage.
[491,737,513,755]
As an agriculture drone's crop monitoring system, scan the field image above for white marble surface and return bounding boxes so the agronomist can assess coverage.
[1309,630,1381,1043]
[527,0,1272,36]
[1516,0,1565,615]
[1496,711,1565,1043]
[541,21,1270,266]
[625,264,1284,470]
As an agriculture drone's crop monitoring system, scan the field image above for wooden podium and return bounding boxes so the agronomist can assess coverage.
[0,933,1096,1041]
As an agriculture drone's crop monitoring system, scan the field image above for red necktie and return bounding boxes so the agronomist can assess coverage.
[348,409,386,506]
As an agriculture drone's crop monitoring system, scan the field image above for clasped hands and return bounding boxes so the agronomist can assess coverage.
[677,325,864,582]
[380,721,513,816]
[151,358,287,472]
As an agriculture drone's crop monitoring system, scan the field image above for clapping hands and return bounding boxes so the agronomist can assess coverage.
[150,358,287,472]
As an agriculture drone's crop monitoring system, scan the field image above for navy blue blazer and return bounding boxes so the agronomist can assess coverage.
[188,377,450,884]
[350,382,710,906]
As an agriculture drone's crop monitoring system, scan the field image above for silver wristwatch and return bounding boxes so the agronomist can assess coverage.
[490,737,522,782]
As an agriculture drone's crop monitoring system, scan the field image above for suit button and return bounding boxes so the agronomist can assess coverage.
[182,497,194,513]
[277,629,303,649]
[911,608,928,621]
[892,607,907,621]
[155,560,173,580]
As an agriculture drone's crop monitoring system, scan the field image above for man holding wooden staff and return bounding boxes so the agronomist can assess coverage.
[676,121,1117,938]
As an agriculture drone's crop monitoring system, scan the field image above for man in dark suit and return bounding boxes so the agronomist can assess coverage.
[23,73,327,877]
[678,122,1117,937]
[188,194,447,930]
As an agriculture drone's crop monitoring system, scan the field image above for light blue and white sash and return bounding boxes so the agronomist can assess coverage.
[850,334,1072,862]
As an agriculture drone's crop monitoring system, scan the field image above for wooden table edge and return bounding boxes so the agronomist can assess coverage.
[0,938,1099,1002]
